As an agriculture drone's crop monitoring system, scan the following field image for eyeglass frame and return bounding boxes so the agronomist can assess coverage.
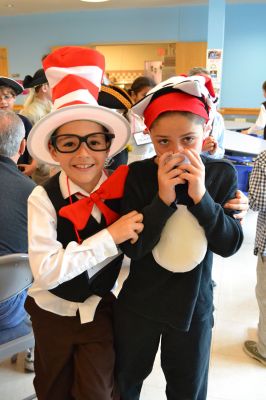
[50,132,115,153]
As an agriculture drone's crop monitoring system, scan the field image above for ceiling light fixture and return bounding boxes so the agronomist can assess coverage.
[80,0,110,3]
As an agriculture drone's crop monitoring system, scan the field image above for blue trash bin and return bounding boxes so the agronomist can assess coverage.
[224,155,253,195]
[234,164,253,194]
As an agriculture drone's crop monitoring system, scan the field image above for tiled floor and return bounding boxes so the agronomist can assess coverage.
[1,210,265,400]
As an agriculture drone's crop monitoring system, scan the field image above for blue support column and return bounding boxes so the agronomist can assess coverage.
[207,0,225,100]
[207,0,225,49]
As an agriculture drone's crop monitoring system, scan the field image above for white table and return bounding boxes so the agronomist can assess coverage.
[224,130,266,157]
[224,120,254,131]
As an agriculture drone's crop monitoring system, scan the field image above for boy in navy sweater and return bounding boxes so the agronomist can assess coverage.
[114,76,243,400]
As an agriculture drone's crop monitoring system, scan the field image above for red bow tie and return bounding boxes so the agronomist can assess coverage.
[59,165,129,231]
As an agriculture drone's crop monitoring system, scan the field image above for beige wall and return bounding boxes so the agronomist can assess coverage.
[0,48,8,76]
[95,43,170,71]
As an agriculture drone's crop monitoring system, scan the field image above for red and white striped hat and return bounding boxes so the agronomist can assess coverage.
[27,46,130,165]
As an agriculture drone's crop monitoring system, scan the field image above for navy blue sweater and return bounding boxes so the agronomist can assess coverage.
[0,155,35,255]
[118,156,243,331]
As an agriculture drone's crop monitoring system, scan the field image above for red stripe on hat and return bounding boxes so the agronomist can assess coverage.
[52,75,100,102]
[204,76,216,98]
[43,46,105,71]
[144,92,209,129]
[56,100,89,109]
[195,74,216,98]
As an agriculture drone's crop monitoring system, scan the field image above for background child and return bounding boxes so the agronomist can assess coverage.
[129,76,156,103]
[114,75,243,400]
[243,150,266,366]
[21,68,52,126]
[98,83,133,169]
[241,81,266,138]
[127,76,157,164]
[25,46,143,400]
[21,68,53,184]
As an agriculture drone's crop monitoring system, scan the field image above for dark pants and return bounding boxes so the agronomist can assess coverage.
[114,305,213,400]
[25,294,119,400]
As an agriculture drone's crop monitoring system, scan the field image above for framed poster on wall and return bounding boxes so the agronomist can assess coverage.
[144,61,163,84]
[206,49,223,98]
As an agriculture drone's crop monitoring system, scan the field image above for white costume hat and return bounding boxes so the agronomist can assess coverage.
[27,46,130,166]
[132,75,216,129]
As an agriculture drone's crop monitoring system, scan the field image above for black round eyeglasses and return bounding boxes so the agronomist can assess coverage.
[50,132,115,153]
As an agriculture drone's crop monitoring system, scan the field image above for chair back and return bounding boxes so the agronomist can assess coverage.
[0,253,35,366]
[0,253,33,302]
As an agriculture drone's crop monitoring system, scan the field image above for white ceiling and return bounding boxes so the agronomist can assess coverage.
[0,0,199,16]
[0,0,265,17]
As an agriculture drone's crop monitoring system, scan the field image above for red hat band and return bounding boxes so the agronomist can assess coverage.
[144,92,209,130]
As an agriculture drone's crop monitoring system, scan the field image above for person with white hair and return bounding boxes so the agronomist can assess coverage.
[0,110,36,371]
[0,76,34,175]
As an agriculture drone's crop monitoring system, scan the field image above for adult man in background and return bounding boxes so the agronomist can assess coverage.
[0,76,33,175]
[0,110,36,371]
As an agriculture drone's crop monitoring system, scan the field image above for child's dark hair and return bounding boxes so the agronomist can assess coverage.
[131,76,156,95]
[0,86,16,97]
[262,81,266,91]
[150,111,206,130]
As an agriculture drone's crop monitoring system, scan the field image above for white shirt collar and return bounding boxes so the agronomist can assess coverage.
[59,170,107,200]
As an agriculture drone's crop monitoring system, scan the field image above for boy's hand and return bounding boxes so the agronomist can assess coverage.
[224,190,249,221]
[157,152,186,206]
[107,210,144,244]
[177,149,206,204]
[202,136,218,154]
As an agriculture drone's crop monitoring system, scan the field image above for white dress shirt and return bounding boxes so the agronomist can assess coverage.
[27,170,120,324]
[247,104,266,134]
[127,110,156,164]
[201,111,225,159]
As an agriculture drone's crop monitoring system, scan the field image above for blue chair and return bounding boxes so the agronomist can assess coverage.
[224,155,253,196]
[0,253,36,400]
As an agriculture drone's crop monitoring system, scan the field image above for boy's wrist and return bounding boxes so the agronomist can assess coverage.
[158,189,176,206]
[158,195,173,207]
[192,189,206,205]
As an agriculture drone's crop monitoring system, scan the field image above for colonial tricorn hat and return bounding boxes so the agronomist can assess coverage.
[0,76,24,95]
[23,68,48,89]
[98,84,133,110]
[27,46,131,166]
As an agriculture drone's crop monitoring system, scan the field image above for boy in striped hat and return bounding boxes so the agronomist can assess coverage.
[25,46,143,400]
